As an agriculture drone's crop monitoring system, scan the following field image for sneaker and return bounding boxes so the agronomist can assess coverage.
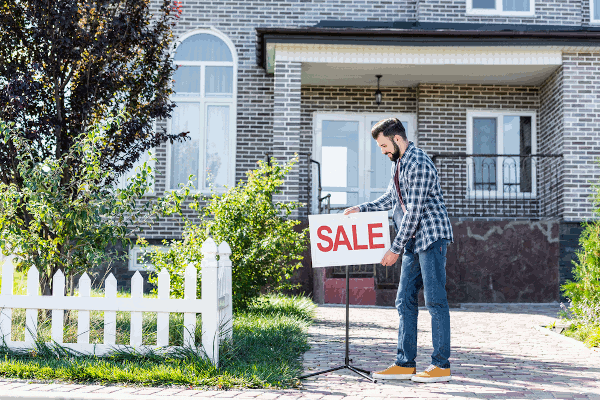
[372,364,416,380]
[411,365,452,383]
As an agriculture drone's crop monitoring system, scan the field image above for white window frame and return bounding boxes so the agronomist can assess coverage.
[466,0,535,17]
[166,28,238,194]
[466,110,537,200]
[311,112,417,215]
[128,245,169,272]
[591,0,600,25]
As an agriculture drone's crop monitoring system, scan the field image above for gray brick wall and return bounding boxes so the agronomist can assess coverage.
[273,60,302,215]
[539,65,565,218]
[417,0,583,25]
[562,52,600,221]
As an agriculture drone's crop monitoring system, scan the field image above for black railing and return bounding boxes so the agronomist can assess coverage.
[431,153,563,219]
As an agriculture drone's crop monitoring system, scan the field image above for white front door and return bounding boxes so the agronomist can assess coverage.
[313,113,416,214]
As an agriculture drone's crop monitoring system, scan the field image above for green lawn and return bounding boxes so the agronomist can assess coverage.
[0,266,316,390]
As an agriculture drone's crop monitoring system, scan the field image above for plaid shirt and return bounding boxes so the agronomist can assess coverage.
[358,141,454,254]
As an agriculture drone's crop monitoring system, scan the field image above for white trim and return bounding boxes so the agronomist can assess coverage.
[591,0,600,25]
[466,110,537,200]
[167,28,238,194]
[466,0,535,17]
[268,44,560,73]
[311,112,417,215]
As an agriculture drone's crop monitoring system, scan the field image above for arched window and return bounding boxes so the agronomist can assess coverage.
[169,31,237,191]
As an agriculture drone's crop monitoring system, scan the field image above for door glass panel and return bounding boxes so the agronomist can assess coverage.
[473,118,497,191]
[503,0,528,11]
[596,0,600,20]
[170,103,201,189]
[503,115,532,193]
[321,120,359,207]
[473,0,495,9]
[205,105,230,189]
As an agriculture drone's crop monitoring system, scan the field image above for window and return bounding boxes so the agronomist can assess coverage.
[591,0,600,24]
[466,110,537,199]
[467,0,535,16]
[128,246,169,272]
[168,30,237,192]
[313,113,416,214]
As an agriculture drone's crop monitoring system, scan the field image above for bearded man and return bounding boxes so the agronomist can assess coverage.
[344,117,454,383]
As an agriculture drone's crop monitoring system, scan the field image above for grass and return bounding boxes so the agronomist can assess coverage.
[562,323,600,348]
[0,292,316,389]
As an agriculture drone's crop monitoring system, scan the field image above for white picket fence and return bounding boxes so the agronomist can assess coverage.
[0,237,232,366]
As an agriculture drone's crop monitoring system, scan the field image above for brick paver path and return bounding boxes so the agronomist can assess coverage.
[1,304,599,399]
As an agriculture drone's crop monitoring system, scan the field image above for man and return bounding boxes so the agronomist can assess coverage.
[343,117,454,383]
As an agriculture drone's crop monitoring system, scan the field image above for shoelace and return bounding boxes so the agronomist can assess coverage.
[424,365,437,372]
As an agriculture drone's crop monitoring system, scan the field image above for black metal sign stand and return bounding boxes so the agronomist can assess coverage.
[299,265,377,383]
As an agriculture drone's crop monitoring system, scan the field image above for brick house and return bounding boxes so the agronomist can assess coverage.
[114,0,600,306]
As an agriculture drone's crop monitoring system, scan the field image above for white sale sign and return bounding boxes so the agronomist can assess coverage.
[308,211,391,268]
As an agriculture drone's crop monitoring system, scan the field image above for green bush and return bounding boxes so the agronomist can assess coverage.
[145,157,307,310]
[561,158,600,325]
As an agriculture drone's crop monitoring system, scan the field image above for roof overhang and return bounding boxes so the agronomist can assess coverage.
[257,22,600,86]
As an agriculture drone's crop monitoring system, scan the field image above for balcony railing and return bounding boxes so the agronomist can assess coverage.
[431,153,563,219]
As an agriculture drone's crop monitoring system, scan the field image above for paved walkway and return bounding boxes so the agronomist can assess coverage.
[1,304,599,399]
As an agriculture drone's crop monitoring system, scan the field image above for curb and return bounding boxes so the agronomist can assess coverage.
[532,324,600,353]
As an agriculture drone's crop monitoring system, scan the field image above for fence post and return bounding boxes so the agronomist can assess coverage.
[183,262,197,349]
[0,255,15,343]
[201,236,219,366]
[104,273,117,346]
[51,269,65,344]
[25,266,39,344]
[130,271,143,347]
[217,241,233,341]
[157,268,170,347]
[77,273,91,345]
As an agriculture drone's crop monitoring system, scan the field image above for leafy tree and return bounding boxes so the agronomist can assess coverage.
[0,118,187,296]
[144,157,308,310]
[0,0,187,293]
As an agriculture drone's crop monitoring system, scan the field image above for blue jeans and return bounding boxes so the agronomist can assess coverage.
[395,237,451,369]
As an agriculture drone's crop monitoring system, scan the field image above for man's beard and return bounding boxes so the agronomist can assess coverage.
[389,141,401,162]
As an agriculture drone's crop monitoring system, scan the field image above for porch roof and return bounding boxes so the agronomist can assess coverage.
[257,21,600,86]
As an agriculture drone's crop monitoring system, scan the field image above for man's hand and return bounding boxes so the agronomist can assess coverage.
[380,249,400,266]
[343,206,360,215]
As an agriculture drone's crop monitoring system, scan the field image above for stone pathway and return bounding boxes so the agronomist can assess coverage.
[1,304,599,399]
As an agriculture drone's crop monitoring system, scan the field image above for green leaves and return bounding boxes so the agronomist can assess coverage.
[561,157,600,326]
[145,156,308,310]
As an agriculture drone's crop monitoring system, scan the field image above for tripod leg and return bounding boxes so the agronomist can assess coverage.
[351,365,371,375]
[299,365,346,379]
[347,365,377,382]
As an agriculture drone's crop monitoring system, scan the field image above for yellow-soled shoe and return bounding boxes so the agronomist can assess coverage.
[372,364,416,380]
[411,365,452,383]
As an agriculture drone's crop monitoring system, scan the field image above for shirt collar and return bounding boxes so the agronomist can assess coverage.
[398,141,415,166]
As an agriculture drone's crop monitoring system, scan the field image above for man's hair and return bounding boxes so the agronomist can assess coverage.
[371,117,407,141]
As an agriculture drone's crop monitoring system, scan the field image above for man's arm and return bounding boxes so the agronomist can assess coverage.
[344,181,394,215]
[389,161,433,254]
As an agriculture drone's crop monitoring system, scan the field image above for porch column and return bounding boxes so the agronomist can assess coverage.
[273,59,302,217]
[562,52,600,221]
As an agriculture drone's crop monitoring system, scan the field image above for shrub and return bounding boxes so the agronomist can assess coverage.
[145,157,307,310]
[561,157,600,325]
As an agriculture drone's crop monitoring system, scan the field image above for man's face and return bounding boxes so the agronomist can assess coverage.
[375,134,401,162]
